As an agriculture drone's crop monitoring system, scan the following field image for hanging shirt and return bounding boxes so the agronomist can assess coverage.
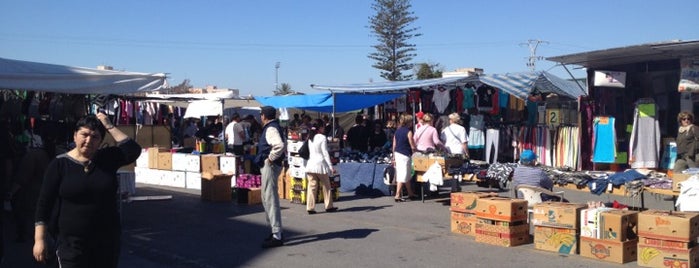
[462,87,476,110]
[432,87,451,114]
[592,116,617,163]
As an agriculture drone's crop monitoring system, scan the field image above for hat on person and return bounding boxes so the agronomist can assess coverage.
[261,106,277,119]
[416,111,425,120]
[520,149,537,163]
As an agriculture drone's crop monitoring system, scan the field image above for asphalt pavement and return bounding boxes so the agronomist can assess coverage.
[1,180,676,268]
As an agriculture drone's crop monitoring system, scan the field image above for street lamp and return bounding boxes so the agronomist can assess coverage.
[275,62,280,91]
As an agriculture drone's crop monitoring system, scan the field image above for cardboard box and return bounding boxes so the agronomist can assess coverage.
[219,155,238,175]
[533,226,579,254]
[532,202,587,229]
[183,154,201,172]
[474,197,528,222]
[289,189,307,204]
[200,154,221,173]
[185,171,201,190]
[289,165,306,179]
[672,173,693,192]
[161,170,186,188]
[135,149,149,167]
[451,191,499,214]
[287,140,303,154]
[638,210,699,242]
[412,155,431,172]
[237,187,261,205]
[201,171,232,202]
[432,156,463,172]
[637,244,698,268]
[474,221,530,247]
[171,153,188,171]
[278,167,288,200]
[640,236,697,250]
[451,210,478,236]
[579,237,637,264]
[580,207,615,239]
[598,210,638,242]
[147,147,168,169]
[157,152,173,170]
[288,155,306,167]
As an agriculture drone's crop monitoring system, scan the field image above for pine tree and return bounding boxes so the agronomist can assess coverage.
[368,0,421,81]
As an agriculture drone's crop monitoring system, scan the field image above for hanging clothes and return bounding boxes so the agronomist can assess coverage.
[432,86,451,114]
[592,116,617,163]
[468,114,485,149]
[629,99,661,168]
[485,128,499,164]
[454,86,464,114]
[462,86,476,111]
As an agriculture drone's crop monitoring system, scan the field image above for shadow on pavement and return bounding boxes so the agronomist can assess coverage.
[284,228,379,246]
[334,205,391,213]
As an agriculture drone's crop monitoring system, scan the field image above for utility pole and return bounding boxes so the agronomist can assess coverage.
[275,62,280,91]
[520,39,548,71]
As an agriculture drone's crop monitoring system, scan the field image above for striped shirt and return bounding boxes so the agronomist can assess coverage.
[512,165,553,191]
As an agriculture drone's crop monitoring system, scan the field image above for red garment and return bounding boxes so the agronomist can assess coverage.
[454,87,464,114]
[408,90,421,104]
[490,90,499,115]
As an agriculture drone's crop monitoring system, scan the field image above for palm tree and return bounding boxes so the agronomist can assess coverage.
[274,83,294,95]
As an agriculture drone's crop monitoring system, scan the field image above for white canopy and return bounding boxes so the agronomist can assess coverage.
[144,92,261,108]
[0,57,167,94]
[183,100,223,118]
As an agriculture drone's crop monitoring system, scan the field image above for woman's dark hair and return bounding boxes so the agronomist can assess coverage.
[311,119,324,140]
[74,114,106,140]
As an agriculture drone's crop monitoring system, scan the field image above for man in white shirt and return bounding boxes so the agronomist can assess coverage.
[224,113,246,155]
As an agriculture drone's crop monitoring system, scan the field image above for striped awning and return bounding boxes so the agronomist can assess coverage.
[310,75,480,92]
[480,71,587,99]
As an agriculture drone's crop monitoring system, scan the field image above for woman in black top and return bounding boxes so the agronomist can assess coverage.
[33,113,141,268]
[674,111,699,172]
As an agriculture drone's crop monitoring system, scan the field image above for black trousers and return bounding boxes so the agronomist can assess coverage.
[57,232,120,268]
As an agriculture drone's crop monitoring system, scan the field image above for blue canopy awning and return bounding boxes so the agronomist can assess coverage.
[255,93,404,113]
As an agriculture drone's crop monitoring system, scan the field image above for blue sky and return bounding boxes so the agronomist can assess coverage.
[1,0,698,97]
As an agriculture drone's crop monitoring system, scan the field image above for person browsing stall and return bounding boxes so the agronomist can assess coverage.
[255,106,286,248]
[413,113,444,153]
[674,111,699,173]
[304,119,339,214]
[440,113,469,157]
[224,113,246,155]
[392,114,418,202]
[33,113,141,268]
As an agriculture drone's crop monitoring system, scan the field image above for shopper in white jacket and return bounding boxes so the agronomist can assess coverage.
[304,119,338,214]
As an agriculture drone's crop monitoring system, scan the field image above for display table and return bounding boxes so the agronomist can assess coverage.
[336,162,390,195]
[552,183,678,210]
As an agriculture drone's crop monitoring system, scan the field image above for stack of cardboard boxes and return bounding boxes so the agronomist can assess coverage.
[578,208,639,264]
[473,197,530,247]
[637,210,699,268]
[532,202,587,255]
[284,135,340,205]
[287,139,308,204]
[135,147,248,203]
[450,192,498,236]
